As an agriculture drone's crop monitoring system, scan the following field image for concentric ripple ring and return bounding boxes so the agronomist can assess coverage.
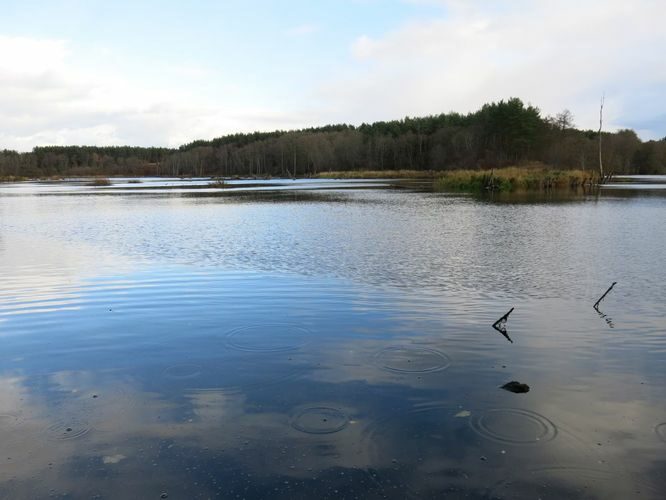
[374,345,451,373]
[46,418,91,441]
[163,363,202,379]
[470,408,557,445]
[226,324,310,353]
[291,406,350,434]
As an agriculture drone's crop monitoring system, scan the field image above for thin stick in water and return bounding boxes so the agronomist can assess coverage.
[594,282,617,309]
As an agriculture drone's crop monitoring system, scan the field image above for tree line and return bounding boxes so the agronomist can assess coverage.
[1,98,665,179]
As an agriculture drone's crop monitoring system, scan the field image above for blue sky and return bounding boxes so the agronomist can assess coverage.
[1,0,664,150]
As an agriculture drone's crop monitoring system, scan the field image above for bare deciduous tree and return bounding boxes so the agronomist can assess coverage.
[556,109,575,130]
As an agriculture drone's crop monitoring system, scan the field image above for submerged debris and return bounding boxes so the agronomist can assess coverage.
[501,381,530,394]
[492,307,515,343]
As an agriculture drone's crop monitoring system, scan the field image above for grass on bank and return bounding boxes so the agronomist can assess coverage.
[3,167,596,192]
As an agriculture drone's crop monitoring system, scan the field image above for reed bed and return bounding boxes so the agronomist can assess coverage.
[435,167,592,192]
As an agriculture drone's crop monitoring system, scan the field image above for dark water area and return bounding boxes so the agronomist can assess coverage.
[0,177,665,499]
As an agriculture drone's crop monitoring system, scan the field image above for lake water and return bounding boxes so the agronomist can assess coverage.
[0,177,665,499]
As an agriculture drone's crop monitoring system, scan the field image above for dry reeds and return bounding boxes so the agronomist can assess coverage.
[435,167,591,192]
[88,177,112,186]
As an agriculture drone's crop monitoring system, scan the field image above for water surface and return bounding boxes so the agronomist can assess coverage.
[0,178,664,498]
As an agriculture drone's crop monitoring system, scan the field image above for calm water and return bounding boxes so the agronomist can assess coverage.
[0,177,665,499]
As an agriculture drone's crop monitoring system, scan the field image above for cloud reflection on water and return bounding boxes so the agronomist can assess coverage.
[0,182,665,497]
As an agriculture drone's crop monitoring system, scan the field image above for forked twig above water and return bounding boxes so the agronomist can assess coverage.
[594,282,617,310]
[492,307,514,343]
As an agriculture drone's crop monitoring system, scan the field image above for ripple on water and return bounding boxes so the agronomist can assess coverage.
[163,363,202,380]
[46,418,91,441]
[656,422,666,442]
[49,378,142,413]
[291,406,350,434]
[470,408,557,445]
[226,324,310,353]
[0,413,24,428]
[374,346,451,373]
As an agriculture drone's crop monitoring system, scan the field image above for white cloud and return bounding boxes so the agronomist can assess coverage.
[319,0,666,137]
[0,36,69,75]
[2,1,665,150]
[0,35,311,151]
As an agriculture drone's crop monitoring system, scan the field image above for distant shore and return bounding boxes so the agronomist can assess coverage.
[1,167,603,193]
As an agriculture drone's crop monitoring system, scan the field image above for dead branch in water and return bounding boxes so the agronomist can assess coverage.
[594,282,617,309]
[492,307,514,343]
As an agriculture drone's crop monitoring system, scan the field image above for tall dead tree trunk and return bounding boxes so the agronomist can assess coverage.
[598,94,604,182]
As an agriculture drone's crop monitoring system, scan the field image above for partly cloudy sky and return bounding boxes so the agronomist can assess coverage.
[1,0,664,151]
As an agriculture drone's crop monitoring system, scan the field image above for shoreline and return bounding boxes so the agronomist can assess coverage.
[0,167,613,193]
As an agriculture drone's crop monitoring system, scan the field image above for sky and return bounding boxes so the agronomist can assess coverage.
[0,0,664,151]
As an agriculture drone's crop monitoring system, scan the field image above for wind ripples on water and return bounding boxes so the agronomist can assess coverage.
[1,179,665,498]
[3,183,665,303]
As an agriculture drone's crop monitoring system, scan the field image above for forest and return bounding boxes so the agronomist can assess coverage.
[1,98,665,179]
